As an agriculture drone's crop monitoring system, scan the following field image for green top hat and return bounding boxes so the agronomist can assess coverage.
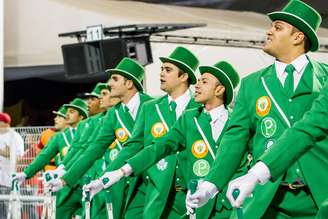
[159,46,199,84]
[199,61,240,105]
[268,0,322,52]
[64,98,88,118]
[84,83,109,98]
[52,105,67,118]
[106,58,144,91]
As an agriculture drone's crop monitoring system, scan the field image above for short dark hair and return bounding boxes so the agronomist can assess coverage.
[178,69,191,85]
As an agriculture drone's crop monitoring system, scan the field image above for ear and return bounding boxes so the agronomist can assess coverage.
[293,31,305,46]
[215,85,225,98]
[180,72,189,83]
[125,80,134,89]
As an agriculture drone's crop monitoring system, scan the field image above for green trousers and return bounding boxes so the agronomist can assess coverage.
[56,186,82,219]
[262,186,318,219]
[124,184,146,219]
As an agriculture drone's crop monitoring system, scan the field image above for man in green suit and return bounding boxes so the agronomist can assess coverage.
[186,1,328,218]
[87,60,240,219]
[85,46,200,219]
[225,69,328,215]
[47,58,152,218]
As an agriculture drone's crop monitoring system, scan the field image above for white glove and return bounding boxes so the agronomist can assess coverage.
[53,164,66,178]
[226,172,259,208]
[99,169,124,189]
[185,180,218,215]
[83,179,104,201]
[226,161,271,208]
[47,178,64,192]
[12,172,27,184]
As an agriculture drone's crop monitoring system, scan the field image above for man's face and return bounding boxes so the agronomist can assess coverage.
[66,107,82,126]
[107,74,129,99]
[194,73,222,104]
[263,20,297,57]
[54,115,68,131]
[86,96,101,116]
[100,89,120,109]
[0,121,9,129]
[160,62,187,93]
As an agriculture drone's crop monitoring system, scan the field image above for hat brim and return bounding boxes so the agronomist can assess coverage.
[199,66,234,105]
[52,111,66,118]
[64,104,88,118]
[159,57,197,84]
[268,11,319,52]
[106,69,143,91]
[83,92,100,98]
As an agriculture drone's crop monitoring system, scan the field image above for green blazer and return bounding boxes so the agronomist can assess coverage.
[259,79,328,208]
[62,92,152,186]
[108,95,199,218]
[127,105,233,218]
[24,127,75,178]
[204,58,328,219]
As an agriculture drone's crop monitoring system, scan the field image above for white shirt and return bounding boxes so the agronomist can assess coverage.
[168,89,192,119]
[275,54,309,91]
[205,105,229,141]
[123,92,141,120]
[0,128,24,187]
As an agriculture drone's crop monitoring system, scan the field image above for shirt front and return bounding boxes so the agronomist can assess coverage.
[122,92,141,120]
[0,129,24,187]
[275,54,309,91]
[168,89,192,119]
[205,105,229,141]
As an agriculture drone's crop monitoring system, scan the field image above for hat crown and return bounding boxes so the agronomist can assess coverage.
[68,98,88,114]
[57,105,68,116]
[91,83,108,96]
[282,0,321,32]
[168,47,199,71]
[213,61,240,88]
[114,58,145,82]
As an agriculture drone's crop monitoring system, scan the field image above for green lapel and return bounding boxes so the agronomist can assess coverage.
[136,92,152,118]
[194,108,216,150]
[293,62,313,97]
[215,113,230,146]
[156,95,176,128]
[117,104,134,135]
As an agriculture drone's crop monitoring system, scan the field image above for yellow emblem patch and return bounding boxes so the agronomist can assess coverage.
[151,122,167,138]
[191,140,208,158]
[256,96,271,117]
[115,128,128,142]
[61,146,68,156]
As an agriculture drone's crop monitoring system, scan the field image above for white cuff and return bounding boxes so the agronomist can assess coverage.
[249,161,271,185]
[121,164,133,177]
[58,164,65,170]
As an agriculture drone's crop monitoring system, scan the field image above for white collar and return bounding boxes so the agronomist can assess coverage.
[275,54,308,77]
[123,92,140,114]
[205,104,228,123]
[167,89,191,108]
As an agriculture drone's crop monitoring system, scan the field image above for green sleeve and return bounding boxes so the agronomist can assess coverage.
[62,110,117,187]
[24,134,61,178]
[261,83,328,180]
[127,112,186,176]
[205,80,251,189]
[107,104,146,171]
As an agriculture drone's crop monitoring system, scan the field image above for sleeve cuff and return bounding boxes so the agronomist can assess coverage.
[248,161,271,185]
[121,164,133,177]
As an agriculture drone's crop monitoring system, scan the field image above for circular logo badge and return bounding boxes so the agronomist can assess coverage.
[192,140,208,158]
[261,117,277,138]
[109,141,116,149]
[61,146,68,157]
[256,96,271,117]
[156,158,168,171]
[151,122,167,138]
[115,128,128,142]
[109,148,119,161]
[193,159,210,177]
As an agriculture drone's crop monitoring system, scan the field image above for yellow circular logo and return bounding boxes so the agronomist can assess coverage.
[115,128,128,142]
[151,122,167,138]
[61,146,68,157]
[109,141,116,149]
[256,96,271,117]
[191,140,208,158]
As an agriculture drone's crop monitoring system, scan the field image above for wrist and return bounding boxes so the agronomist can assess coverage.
[120,164,133,177]
[61,179,67,186]
[248,161,271,185]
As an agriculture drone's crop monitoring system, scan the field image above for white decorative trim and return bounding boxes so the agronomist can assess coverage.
[155,104,169,131]
[160,57,196,80]
[106,69,143,90]
[115,109,132,137]
[115,139,122,150]
[261,77,291,128]
[194,117,215,160]
[62,132,71,148]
